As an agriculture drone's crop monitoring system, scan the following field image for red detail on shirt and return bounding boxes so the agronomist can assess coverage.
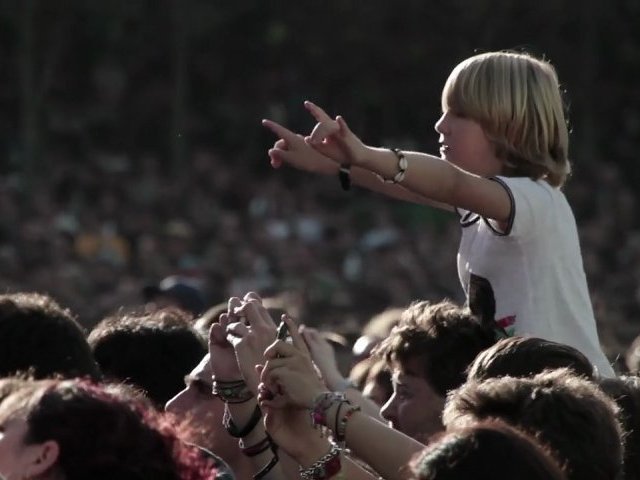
[496,315,516,328]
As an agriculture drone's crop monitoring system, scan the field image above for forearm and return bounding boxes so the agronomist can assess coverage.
[351,165,453,211]
[359,147,466,208]
[325,404,423,480]
[227,400,285,479]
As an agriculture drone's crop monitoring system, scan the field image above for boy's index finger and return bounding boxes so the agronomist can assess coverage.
[262,119,298,142]
[304,101,333,123]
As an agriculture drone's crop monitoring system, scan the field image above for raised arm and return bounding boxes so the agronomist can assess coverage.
[302,101,512,222]
[261,118,451,210]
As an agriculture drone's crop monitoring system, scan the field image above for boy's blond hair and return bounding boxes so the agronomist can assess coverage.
[442,51,570,187]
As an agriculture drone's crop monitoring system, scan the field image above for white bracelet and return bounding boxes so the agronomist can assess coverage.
[376,148,408,184]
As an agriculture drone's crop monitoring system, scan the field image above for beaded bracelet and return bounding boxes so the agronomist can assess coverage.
[376,148,408,184]
[299,443,342,480]
[223,403,262,438]
[310,392,345,428]
[335,403,361,442]
[212,379,254,404]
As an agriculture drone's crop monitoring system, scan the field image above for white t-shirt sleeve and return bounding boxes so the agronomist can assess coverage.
[487,176,554,238]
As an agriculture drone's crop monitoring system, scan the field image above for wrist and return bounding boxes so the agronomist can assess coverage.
[354,145,377,168]
[292,431,331,466]
[323,372,344,391]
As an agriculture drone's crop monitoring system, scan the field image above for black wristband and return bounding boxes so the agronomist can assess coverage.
[338,164,351,191]
[223,404,262,438]
[253,446,279,480]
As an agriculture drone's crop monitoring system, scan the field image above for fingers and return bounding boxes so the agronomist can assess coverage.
[226,321,249,339]
[236,300,275,329]
[209,322,228,346]
[306,119,340,145]
[262,119,299,143]
[264,338,299,360]
[283,314,311,357]
[243,291,262,302]
[304,100,333,123]
[336,115,352,136]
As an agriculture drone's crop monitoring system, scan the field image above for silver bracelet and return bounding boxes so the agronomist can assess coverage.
[299,443,342,480]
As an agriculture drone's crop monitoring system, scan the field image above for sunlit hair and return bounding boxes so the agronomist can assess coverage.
[441,51,570,186]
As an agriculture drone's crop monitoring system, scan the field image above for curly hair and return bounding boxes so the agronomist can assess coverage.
[0,378,216,480]
[444,369,623,480]
[375,299,497,396]
[466,336,595,382]
[411,419,567,480]
[0,293,101,380]
[89,308,206,406]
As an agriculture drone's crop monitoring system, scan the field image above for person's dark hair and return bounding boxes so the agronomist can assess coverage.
[467,336,595,382]
[598,375,640,480]
[88,308,206,406]
[444,368,623,480]
[0,378,215,480]
[0,293,101,380]
[411,419,567,480]
[375,300,497,396]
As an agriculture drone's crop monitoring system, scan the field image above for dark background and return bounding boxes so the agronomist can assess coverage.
[0,0,638,360]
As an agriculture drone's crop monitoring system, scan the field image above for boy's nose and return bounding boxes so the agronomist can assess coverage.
[435,113,449,135]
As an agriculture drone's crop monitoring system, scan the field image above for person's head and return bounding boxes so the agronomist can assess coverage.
[143,276,207,317]
[349,356,393,407]
[598,375,640,480]
[88,308,207,406]
[165,354,240,464]
[410,420,567,480]
[375,299,496,440]
[0,293,101,380]
[467,336,595,382]
[436,50,570,186]
[444,369,624,480]
[353,307,405,363]
[0,378,215,480]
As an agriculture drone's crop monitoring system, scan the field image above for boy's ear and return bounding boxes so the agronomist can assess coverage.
[25,440,60,477]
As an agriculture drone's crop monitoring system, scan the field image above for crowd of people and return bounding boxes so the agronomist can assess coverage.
[2,47,640,479]
[0,289,637,479]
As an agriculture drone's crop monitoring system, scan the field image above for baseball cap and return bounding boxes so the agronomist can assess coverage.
[143,276,206,316]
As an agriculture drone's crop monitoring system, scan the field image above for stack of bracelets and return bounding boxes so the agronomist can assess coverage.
[297,391,362,479]
[213,379,279,480]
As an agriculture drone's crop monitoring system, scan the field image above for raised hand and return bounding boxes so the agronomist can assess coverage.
[299,325,344,390]
[303,101,369,167]
[224,292,278,394]
[208,303,243,382]
[262,118,339,175]
[259,314,326,410]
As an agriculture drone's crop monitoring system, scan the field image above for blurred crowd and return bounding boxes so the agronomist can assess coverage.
[0,71,639,360]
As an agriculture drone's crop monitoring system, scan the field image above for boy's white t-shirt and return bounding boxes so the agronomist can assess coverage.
[456,176,614,377]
